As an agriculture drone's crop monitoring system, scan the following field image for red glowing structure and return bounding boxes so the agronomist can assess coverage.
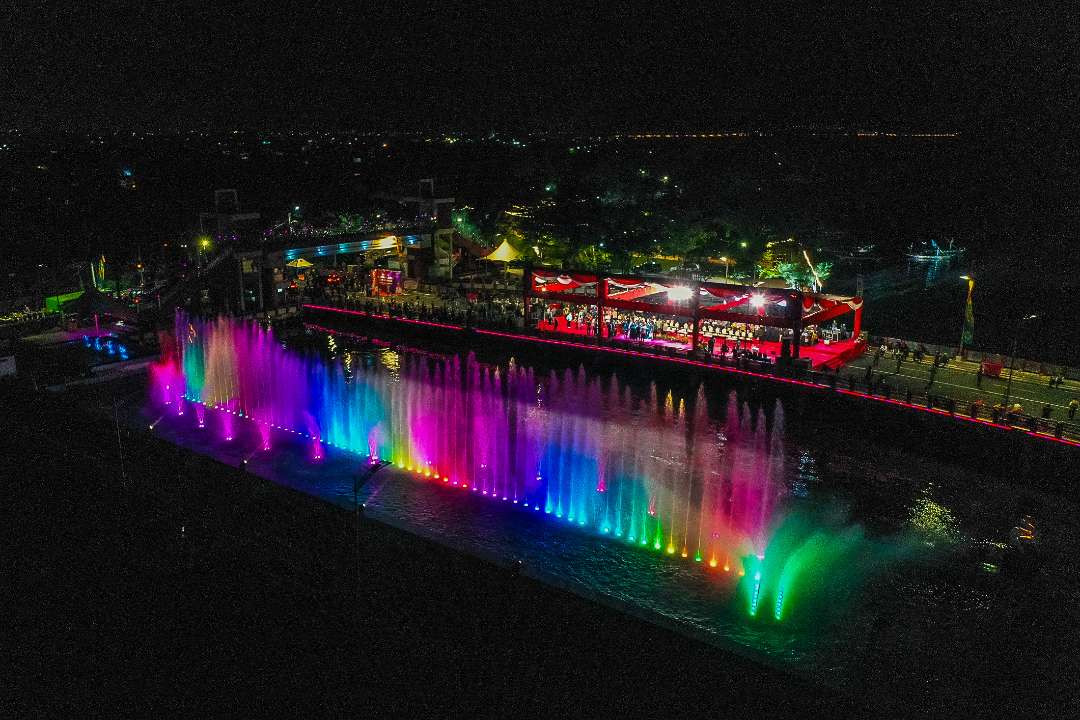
[524,269,864,369]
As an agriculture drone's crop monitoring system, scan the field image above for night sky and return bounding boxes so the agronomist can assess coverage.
[3,2,1075,132]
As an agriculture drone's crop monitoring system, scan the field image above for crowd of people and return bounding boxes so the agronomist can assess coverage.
[526,302,786,368]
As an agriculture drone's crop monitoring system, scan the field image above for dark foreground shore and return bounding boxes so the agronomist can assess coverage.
[1,382,860,717]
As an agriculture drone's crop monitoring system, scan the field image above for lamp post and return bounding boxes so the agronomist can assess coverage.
[959,275,973,358]
[1002,314,1038,409]
[719,256,730,280]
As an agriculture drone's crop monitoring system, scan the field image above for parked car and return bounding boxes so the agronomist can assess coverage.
[632,261,664,275]
[666,262,702,279]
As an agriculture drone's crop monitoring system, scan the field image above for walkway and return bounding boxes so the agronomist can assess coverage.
[841,352,1079,420]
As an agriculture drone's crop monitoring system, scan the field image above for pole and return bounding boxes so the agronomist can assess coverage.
[690,279,701,353]
[1003,314,1036,409]
[596,271,606,340]
[1003,333,1018,409]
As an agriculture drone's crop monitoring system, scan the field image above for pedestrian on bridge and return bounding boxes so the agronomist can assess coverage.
[1069,399,1078,420]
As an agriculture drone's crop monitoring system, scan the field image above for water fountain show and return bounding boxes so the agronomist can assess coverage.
[149,313,904,638]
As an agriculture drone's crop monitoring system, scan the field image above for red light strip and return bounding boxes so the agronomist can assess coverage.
[304,304,1079,449]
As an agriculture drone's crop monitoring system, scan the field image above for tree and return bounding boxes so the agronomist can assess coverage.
[336,212,365,232]
[776,261,833,290]
[572,244,614,271]
[756,248,782,278]
[661,224,718,260]
[452,209,483,241]
[812,262,833,288]
[776,262,808,289]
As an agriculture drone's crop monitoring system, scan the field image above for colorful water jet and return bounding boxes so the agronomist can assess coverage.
[151,314,895,622]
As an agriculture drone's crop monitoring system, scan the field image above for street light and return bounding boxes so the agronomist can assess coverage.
[719,256,730,280]
[1002,313,1038,409]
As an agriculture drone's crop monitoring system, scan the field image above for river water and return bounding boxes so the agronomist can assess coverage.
[147,318,1080,712]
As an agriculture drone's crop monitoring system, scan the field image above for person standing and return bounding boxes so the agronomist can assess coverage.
[1069,399,1078,420]
[976,366,983,387]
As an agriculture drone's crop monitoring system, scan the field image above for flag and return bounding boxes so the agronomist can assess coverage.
[961,279,975,346]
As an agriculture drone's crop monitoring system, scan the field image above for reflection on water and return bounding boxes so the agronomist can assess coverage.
[909,485,961,544]
[146,316,1080,710]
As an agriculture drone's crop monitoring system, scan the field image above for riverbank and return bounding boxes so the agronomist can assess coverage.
[1,383,859,716]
